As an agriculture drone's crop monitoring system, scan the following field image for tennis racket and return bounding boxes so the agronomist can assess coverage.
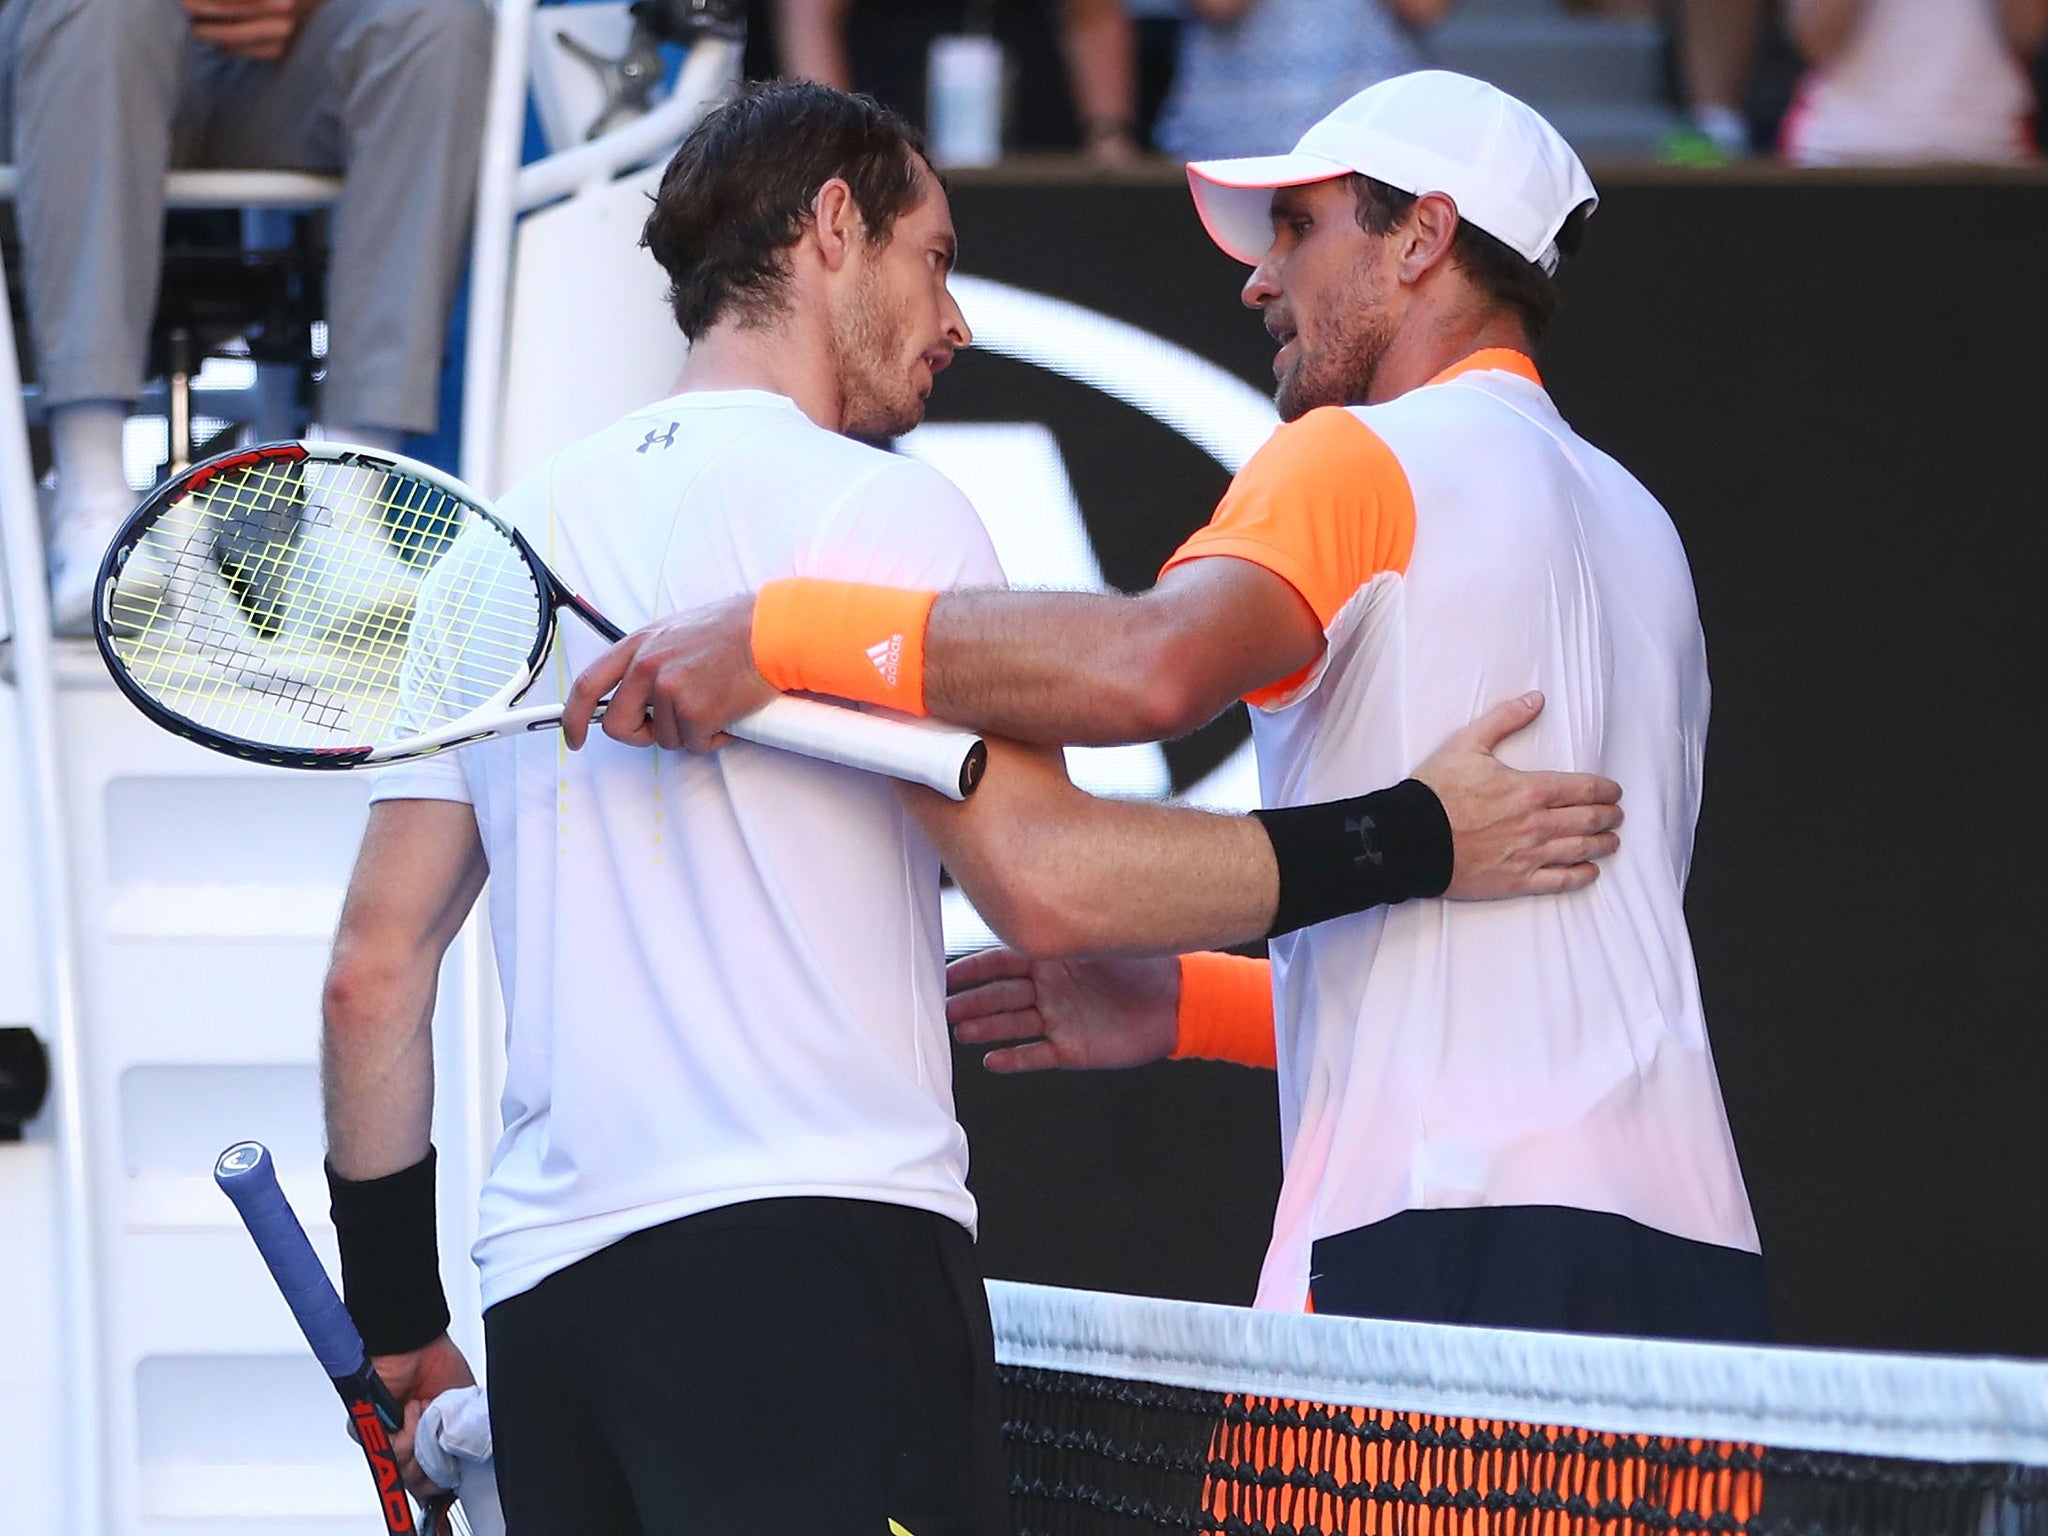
[214,1141,464,1536]
[92,441,988,798]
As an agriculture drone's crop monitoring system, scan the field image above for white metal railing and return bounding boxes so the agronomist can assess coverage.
[0,240,103,1536]
[459,0,736,495]
[514,34,735,210]
[0,9,734,1521]
[0,155,345,1536]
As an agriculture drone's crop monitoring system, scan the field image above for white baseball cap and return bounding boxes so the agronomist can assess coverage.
[1186,71,1598,276]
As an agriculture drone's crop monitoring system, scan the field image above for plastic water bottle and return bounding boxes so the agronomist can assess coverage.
[927,35,1004,168]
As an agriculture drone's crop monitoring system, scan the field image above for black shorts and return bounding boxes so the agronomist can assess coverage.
[485,1197,1007,1536]
[1308,1204,1773,1342]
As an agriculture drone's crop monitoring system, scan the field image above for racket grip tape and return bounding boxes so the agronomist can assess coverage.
[215,1141,421,1534]
[734,696,988,800]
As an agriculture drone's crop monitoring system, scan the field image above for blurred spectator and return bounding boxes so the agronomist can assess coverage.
[756,0,1141,161]
[1126,0,1182,149]
[0,0,490,633]
[1781,0,2045,163]
[1152,0,1454,162]
[1672,0,1763,157]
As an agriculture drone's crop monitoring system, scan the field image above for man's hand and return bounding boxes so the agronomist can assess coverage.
[948,947,1179,1073]
[370,1332,475,1503]
[183,0,323,61]
[1415,692,1624,900]
[561,593,772,751]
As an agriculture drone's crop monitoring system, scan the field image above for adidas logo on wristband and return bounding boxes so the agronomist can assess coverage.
[866,634,904,687]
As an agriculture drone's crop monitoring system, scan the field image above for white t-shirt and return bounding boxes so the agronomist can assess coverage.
[1783,0,2036,166]
[372,391,1005,1310]
[1162,352,1758,1312]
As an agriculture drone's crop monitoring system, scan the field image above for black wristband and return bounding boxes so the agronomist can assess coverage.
[1252,778,1454,938]
[327,1147,450,1357]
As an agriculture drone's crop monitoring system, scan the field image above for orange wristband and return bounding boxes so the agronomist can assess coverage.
[1171,952,1276,1068]
[752,578,937,716]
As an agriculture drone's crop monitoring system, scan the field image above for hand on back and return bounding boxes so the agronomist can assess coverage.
[1414,692,1624,900]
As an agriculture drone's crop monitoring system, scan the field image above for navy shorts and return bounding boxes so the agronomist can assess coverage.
[1308,1204,1772,1342]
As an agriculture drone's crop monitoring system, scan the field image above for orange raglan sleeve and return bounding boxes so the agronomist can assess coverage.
[1159,406,1416,708]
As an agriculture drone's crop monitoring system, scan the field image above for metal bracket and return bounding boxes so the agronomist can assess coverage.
[552,21,667,141]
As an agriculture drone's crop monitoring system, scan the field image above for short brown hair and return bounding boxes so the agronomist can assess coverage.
[1351,175,1590,342]
[641,80,931,341]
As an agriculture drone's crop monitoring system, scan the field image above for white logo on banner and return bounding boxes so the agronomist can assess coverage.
[903,277,1281,953]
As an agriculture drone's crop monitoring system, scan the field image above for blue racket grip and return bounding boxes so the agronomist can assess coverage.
[215,1141,367,1381]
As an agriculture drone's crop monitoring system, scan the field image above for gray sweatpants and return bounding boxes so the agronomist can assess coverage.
[0,0,490,434]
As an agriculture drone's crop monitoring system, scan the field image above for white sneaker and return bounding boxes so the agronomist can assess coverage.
[47,502,129,637]
[271,461,423,648]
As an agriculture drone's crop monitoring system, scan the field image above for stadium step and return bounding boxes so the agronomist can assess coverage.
[1429,0,1683,159]
[0,638,499,1534]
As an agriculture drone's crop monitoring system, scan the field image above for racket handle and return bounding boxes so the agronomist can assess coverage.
[500,695,992,799]
[217,1141,428,1536]
[731,696,988,801]
[215,1142,366,1381]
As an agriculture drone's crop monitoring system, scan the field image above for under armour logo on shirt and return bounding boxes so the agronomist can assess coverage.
[637,423,679,454]
[867,634,904,686]
[1344,814,1383,868]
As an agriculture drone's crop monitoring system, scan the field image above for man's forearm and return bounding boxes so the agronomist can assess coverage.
[321,801,486,1180]
[910,738,1455,958]
[742,560,1321,747]
[321,955,440,1181]
[571,559,1320,756]
[319,801,484,1359]
[922,560,1320,743]
[321,970,446,1359]
[923,589,1219,746]
[932,762,1282,956]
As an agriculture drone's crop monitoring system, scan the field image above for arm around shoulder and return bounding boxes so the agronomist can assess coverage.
[911,693,1622,961]
[901,738,1283,958]
[921,554,1324,746]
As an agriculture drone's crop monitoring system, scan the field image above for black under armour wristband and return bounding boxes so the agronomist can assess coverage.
[1252,778,1454,938]
[327,1146,450,1357]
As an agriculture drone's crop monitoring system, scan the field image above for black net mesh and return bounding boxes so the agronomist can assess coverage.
[999,1365,2048,1536]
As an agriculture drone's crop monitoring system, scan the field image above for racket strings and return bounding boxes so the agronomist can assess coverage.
[107,460,359,733]
[105,454,545,754]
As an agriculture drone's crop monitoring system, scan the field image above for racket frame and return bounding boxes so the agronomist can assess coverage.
[93,442,572,771]
[93,440,988,798]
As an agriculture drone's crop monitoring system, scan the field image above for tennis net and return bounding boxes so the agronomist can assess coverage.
[986,1282,2048,1536]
